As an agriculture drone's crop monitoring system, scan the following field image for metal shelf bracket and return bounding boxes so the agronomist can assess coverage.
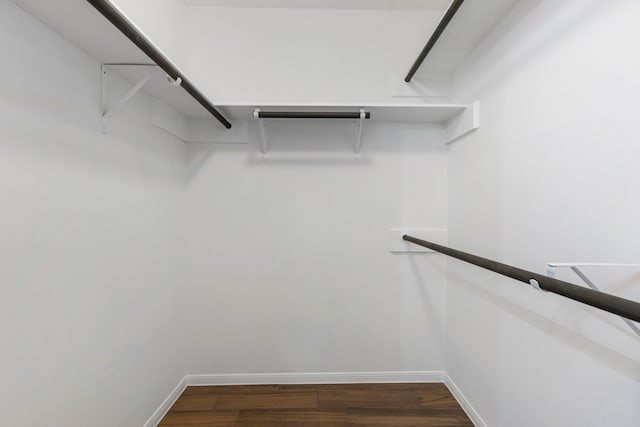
[253,108,268,154]
[354,108,366,154]
[253,107,367,156]
[547,263,640,337]
[100,63,160,131]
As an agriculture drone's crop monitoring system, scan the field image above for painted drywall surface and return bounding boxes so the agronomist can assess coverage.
[0,2,185,426]
[181,121,448,374]
[183,7,447,104]
[110,0,187,69]
[446,1,640,426]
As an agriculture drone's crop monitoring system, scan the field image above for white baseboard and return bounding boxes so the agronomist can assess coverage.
[144,371,487,427]
[185,370,446,386]
[444,373,487,427]
[142,376,187,427]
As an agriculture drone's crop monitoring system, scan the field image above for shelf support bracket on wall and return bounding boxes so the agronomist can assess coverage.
[253,108,268,154]
[354,108,366,154]
[88,0,232,129]
[547,263,640,337]
[100,63,160,131]
[445,101,480,144]
[253,108,369,156]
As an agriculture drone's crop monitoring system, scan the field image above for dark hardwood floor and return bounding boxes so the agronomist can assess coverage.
[159,383,473,426]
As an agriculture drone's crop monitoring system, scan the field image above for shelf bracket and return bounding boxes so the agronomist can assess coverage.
[253,108,367,156]
[100,63,160,131]
[547,263,640,337]
[445,101,480,144]
[354,108,366,154]
[253,108,268,154]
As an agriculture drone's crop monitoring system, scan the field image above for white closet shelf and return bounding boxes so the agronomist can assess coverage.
[150,101,478,145]
[219,103,468,123]
[13,0,479,143]
[108,67,470,123]
[111,64,471,123]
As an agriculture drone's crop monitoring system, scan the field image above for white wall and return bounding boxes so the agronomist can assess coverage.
[184,7,446,104]
[0,2,185,426]
[181,121,449,374]
[446,1,640,426]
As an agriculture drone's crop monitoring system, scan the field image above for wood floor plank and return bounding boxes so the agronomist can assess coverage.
[169,395,218,411]
[318,389,423,409]
[158,410,238,426]
[182,385,280,395]
[347,409,474,426]
[213,392,318,410]
[235,409,348,426]
[318,385,465,412]
[369,383,450,392]
[415,391,466,411]
[278,384,373,392]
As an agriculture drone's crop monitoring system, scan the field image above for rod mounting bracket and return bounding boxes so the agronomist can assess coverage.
[253,108,369,156]
[167,75,182,87]
[529,279,546,292]
[254,108,268,154]
[354,108,366,154]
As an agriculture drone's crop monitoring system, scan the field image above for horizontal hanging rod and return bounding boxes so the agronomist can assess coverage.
[405,0,465,83]
[256,111,371,120]
[86,0,232,129]
[402,235,640,323]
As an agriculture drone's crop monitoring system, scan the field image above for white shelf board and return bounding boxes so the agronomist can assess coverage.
[221,103,468,123]
[185,0,452,10]
[14,0,472,133]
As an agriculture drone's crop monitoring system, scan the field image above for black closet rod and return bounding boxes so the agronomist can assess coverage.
[405,0,465,83]
[86,0,232,129]
[257,112,371,119]
[402,235,640,323]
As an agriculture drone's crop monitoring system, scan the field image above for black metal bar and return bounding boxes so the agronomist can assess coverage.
[86,0,232,129]
[257,112,371,120]
[402,235,640,323]
[405,0,465,83]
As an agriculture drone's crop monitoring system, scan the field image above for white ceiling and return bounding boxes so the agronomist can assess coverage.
[183,0,451,10]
